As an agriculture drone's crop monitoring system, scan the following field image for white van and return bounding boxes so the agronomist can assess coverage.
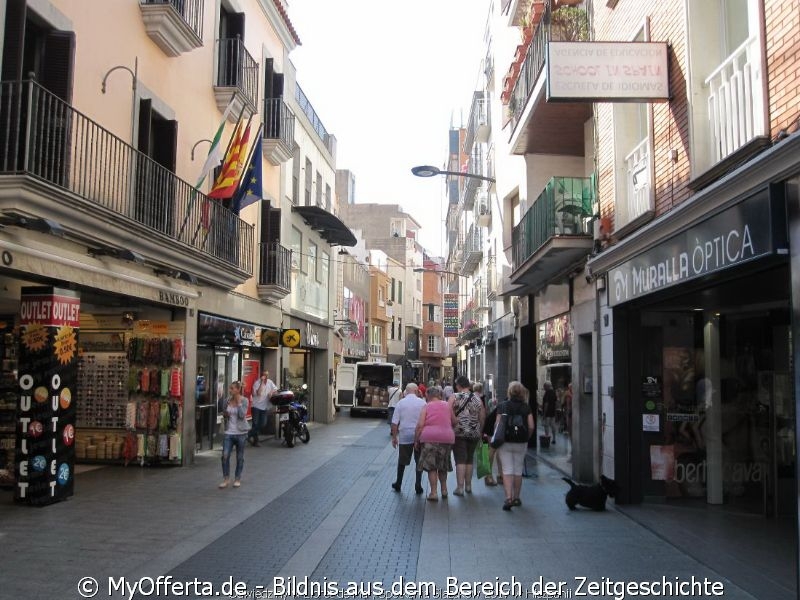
[336,361,402,417]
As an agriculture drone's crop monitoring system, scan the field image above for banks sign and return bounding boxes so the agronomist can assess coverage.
[608,189,785,307]
[547,41,669,102]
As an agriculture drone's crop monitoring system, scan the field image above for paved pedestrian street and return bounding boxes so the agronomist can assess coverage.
[0,418,759,599]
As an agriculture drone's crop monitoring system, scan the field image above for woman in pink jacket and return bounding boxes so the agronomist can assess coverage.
[414,386,456,501]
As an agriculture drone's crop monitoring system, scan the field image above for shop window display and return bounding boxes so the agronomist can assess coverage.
[0,327,18,487]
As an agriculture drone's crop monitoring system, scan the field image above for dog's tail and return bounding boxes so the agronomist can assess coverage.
[561,477,577,488]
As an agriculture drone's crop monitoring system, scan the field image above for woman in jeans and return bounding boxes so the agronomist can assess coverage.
[449,376,485,496]
[218,381,249,489]
[495,381,534,510]
[414,386,456,501]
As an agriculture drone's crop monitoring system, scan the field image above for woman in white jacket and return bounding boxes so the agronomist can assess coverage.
[218,381,250,489]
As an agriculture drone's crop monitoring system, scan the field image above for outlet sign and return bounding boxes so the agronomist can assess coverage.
[547,41,669,102]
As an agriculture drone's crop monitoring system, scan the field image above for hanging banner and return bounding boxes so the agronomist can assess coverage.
[16,287,80,506]
[443,293,459,338]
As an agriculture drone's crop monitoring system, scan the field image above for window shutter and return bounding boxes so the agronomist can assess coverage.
[230,12,245,40]
[137,99,153,155]
[42,31,75,103]
[2,0,26,81]
[263,58,274,100]
[260,203,281,244]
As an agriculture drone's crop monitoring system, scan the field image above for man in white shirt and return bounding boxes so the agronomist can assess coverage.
[386,380,401,428]
[249,371,277,446]
[390,383,426,494]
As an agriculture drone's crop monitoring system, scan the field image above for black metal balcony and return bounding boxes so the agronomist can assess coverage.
[464,91,490,153]
[510,0,591,130]
[216,37,258,111]
[295,84,335,156]
[262,98,295,165]
[460,225,483,275]
[0,80,253,284]
[461,148,485,211]
[510,176,594,292]
[257,242,291,303]
[140,0,204,56]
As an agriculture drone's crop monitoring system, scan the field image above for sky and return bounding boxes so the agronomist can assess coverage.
[287,0,490,259]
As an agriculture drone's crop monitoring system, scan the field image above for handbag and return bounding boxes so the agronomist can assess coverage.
[490,413,507,449]
[476,440,491,479]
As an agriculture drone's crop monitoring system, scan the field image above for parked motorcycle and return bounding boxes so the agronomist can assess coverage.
[270,385,310,448]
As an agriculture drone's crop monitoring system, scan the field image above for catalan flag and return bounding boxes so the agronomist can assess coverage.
[231,129,263,215]
[208,118,252,199]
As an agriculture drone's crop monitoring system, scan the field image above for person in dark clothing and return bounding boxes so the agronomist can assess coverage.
[542,381,557,444]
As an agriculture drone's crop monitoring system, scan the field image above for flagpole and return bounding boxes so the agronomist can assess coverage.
[199,119,261,253]
[230,122,264,214]
[195,110,257,248]
[177,98,243,243]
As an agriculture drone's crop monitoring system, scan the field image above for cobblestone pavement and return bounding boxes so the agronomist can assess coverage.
[0,417,765,599]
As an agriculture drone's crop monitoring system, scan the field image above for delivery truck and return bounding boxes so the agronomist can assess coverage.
[335,361,402,417]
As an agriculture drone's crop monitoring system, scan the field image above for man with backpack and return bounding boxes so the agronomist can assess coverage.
[493,381,534,511]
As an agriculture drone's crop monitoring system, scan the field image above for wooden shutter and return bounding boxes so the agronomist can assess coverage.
[137,99,152,155]
[260,202,281,244]
[263,58,274,100]
[41,31,75,103]
[2,0,26,81]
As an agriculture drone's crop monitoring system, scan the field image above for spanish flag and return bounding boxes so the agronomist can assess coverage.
[208,118,252,199]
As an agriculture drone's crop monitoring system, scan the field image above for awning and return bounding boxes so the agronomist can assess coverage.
[292,205,357,246]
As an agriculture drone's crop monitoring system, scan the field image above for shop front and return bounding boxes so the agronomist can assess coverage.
[195,313,280,449]
[0,239,201,499]
[285,317,332,424]
[605,186,794,517]
[493,312,517,404]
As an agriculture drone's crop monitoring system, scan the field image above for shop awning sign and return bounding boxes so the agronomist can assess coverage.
[608,189,786,307]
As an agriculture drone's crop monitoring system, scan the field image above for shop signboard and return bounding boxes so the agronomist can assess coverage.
[537,313,573,361]
[608,189,785,307]
[16,287,79,506]
[198,314,262,347]
[547,41,669,102]
[241,359,260,419]
[443,293,459,338]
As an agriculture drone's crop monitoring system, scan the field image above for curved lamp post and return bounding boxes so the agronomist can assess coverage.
[411,165,496,184]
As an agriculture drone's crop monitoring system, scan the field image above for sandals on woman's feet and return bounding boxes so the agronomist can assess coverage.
[427,494,438,502]
[484,476,497,486]
[453,488,464,496]
[502,499,514,511]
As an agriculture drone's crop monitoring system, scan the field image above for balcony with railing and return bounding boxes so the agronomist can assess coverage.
[461,225,483,275]
[262,98,295,165]
[140,0,204,56]
[0,80,253,286]
[510,176,594,293]
[486,259,498,301]
[706,35,767,165]
[473,279,489,311]
[476,191,491,227]
[296,84,335,156]
[214,37,258,117]
[464,92,490,153]
[462,148,485,212]
[257,242,291,303]
[506,0,592,156]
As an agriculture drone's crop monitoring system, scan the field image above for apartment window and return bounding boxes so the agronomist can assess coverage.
[289,226,302,271]
[390,218,404,238]
[315,171,322,207]
[307,241,317,276]
[398,318,403,341]
[613,28,652,233]
[320,250,329,284]
[397,281,403,304]
[378,287,385,306]
[427,304,435,322]
[325,184,332,211]
[427,335,439,353]
[136,99,178,233]
[687,0,765,173]
[390,278,396,302]
[291,147,301,204]
[304,158,312,206]
[390,317,396,340]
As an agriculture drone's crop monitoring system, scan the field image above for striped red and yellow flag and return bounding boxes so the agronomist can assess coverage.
[208,120,252,199]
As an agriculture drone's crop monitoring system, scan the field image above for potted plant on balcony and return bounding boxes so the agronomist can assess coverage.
[550,5,589,42]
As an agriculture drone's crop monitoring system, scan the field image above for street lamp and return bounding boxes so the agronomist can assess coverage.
[411,165,496,184]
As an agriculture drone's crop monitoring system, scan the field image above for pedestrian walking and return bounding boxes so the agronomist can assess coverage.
[386,380,401,427]
[479,386,503,487]
[449,376,485,496]
[414,386,456,501]
[542,381,557,444]
[390,383,426,494]
[218,381,249,489]
[495,381,534,510]
[249,371,276,446]
[442,385,455,402]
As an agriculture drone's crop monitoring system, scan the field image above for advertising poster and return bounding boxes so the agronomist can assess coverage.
[241,359,260,420]
[15,287,79,506]
[443,294,459,338]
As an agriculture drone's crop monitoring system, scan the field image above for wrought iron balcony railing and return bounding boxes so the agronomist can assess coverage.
[461,225,483,275]
[263,97,295,164]
[509,1,589,133]
[464,92,489,153]
[0,79,253,273]
[258,242,291,292]
[296,84,335,155]
[141,0,204,40]
[512,176,594,269]
[461,148,485,211]
[216,37,259,109]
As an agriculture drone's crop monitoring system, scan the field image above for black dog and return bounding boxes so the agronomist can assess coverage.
[562,475,616,511]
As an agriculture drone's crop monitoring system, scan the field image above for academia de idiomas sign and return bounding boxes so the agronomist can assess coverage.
[608,190,785,307]
[547,41,669,102]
